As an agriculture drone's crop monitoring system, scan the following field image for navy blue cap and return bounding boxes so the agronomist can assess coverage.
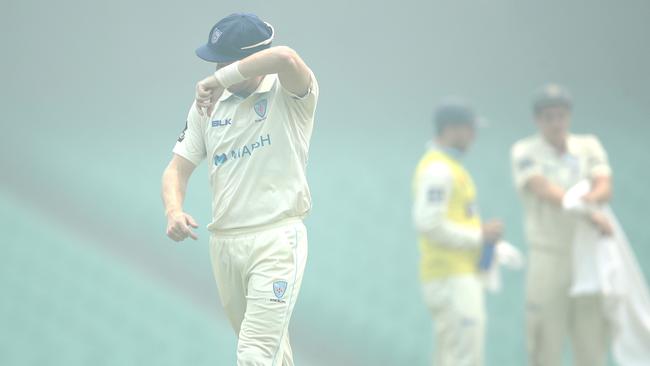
[532,83,573,114]
[196,13,274,63]
[434,97,477,134]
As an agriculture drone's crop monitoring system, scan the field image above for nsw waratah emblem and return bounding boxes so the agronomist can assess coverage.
[254,99,268,118]
[273,280,288,299]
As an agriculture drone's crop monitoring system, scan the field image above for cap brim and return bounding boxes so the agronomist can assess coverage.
[195,44,239,63]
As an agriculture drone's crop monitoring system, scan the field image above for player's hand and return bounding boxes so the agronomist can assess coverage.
[195,75,224,116]
[589,211,613,236]
[166,210,199,242]
[481,219,504,243]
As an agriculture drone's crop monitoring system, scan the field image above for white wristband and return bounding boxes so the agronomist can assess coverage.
[214,61,247,88]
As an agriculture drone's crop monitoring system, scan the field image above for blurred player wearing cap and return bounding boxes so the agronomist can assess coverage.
[161,13,318,366]
[412,98,504,366]
[511,84,612,366]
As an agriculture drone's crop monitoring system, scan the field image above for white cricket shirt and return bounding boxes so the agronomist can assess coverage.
[173,72,319,231]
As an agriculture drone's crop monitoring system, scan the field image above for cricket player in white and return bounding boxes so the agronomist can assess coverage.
[413,99,504,366]
[161,13,318,366]
[511,84,613,366]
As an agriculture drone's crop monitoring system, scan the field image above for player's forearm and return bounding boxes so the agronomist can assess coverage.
[525,176,565,206]
[207,46,310,96]
[583,176,612,204]
[434,222,482,249]
[161,166,188,216]
[417,219,482,249]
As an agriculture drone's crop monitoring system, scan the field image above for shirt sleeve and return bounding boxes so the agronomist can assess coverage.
[412,162,482,249]
[511,142,543,191]
[586,135,612,178]
[278,69,319,120]
[172,102,207,166]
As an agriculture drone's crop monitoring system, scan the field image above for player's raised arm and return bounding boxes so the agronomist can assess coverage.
[238,46,312,96]
[195,46,313,114]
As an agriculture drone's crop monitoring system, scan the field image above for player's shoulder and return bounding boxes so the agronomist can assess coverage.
[185,100,210,127]
[187,100,201,120]
[307,68,319,95]
[416,151,453,178]
[511,134,540,158]
[570,133,606,153]
[570,133,602,145]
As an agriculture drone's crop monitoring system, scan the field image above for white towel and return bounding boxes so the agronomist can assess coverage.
[564,181,650,366]
[482,241,525,293]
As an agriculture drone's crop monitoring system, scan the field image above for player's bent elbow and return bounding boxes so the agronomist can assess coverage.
[273,46,300,71]
[274,46,298,59]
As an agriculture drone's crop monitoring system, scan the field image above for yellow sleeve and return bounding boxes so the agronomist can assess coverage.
[412,161,482,248]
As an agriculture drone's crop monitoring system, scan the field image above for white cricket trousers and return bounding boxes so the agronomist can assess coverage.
[209,218,308,366]
[422,275,486,366]
[526,247,609,366]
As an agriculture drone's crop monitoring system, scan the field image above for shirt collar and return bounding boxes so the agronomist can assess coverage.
[426,141,464,161]
[218,74,277,102]
[537,133,575,157]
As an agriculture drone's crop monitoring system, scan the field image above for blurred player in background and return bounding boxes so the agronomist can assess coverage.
[161,13,318,366]
[412,98,504,366]
[511,84,612,366]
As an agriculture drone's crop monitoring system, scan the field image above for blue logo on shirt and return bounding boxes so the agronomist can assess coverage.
[213,153,228,165]
[212,118,232,127]
[213,134,272,166]
[518,157,534,171]
[428,187,445,203]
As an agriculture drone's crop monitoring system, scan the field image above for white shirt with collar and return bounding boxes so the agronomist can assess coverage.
[173,72,319,232]
[511,133,612,249]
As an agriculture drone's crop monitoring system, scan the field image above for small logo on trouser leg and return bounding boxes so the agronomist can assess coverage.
[271,280,288,303]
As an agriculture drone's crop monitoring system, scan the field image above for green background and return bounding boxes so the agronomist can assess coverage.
[2,0,649,365]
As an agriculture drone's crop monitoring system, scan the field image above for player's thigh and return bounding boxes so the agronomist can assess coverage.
[448,276,485,349]
[449,276,484,321]
[570,295,609,366]
[437,276,485,366]
[209,235,248,332]
[526,249,571,366]
[422,279,450,317]
[422,276,485,331]
[237,223,307,364]
[526,248,571,303]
